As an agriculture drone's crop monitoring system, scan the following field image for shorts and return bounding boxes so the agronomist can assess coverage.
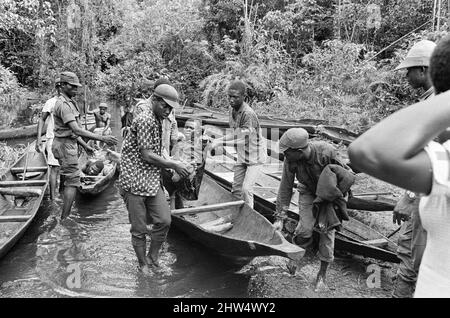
[52,137,80,187]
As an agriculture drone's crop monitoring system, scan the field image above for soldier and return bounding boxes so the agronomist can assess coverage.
[274,128,352,291]
[52,71,117,219]
[391,39,436,298]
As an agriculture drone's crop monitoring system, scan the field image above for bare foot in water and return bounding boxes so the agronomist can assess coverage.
[139,264,153,277]
[314,275,329,292]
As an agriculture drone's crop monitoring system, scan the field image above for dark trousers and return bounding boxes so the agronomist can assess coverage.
[121,187,171,247]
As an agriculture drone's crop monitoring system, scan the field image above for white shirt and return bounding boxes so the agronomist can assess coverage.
[416,141,450,297]
[42,96,59,139]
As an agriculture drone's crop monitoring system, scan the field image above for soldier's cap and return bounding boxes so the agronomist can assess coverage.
[278,128,309,153]
[154,84,180,109]
[59,71,82,87]
[395,40,437,71]
[99,102,108,109]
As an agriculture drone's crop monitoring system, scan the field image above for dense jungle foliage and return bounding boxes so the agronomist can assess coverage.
[1,0,449,132]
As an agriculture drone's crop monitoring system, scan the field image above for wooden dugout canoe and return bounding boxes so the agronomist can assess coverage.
[205,160,400,263]
[0,141,48,259]
[0,114,96,141]
[78,150,118,196]
[171,174,305,263]
[175,104,358,145]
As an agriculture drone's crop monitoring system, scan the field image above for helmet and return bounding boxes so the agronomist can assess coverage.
[395,40,437,70]
[154,84,180,108]
[278,128,309,153]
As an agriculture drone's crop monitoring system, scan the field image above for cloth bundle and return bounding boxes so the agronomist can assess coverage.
[312,164,355,233]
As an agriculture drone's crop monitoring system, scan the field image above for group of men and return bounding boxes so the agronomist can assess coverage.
[115,77,351,289]
[37,37,437,295]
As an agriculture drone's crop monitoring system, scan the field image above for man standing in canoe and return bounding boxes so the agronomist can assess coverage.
[274,128,353,291]
[119,84,190,275]
[390,39,436,298]
[93,102,112,136]
[36,76,61,200]
[209,80,267,208]
[52,71,118,219]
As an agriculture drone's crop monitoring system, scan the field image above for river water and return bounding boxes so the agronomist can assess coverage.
[0,104,251,298]
[0,184,250,298]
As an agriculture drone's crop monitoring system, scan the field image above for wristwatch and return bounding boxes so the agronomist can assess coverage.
[406,191,416,199]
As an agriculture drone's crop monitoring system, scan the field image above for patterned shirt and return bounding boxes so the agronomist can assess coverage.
[119,106,163,196]
[52,93,81,139]
[135,97,178,158]
[229,102,267,165]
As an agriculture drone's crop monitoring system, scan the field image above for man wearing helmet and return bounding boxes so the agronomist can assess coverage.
[52,71,118,219]
[392,39,436,298]
[119,83,190,275]
[274,128,353,292]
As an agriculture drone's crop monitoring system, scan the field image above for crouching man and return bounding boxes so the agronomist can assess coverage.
[274,128,354,291]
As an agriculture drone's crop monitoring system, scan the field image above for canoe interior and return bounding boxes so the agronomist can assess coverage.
[78,148,117,195]
[0,142,48,259]
[179,175,283,245]
[173,174,304,261]
[205,157,400,263]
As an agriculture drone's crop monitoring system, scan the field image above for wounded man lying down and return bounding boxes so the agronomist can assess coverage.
[81,159,115,177]
[81,160,104,176]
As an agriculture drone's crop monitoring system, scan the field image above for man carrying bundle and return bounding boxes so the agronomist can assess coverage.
[119,84,190,275]
[52,71,118,219]
[274,128,354,291]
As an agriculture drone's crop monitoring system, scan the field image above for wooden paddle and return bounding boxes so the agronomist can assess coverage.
[0,215,31,223]
[171,200,245,216]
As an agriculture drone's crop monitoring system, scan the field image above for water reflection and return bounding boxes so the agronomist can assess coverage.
[0,182,250,298]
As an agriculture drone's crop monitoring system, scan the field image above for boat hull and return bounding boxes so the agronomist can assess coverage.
[0,141,48,259]
[176,105,358,145]
[78,151,118,196]
[171,175,304,262]
[204,168,400,263]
